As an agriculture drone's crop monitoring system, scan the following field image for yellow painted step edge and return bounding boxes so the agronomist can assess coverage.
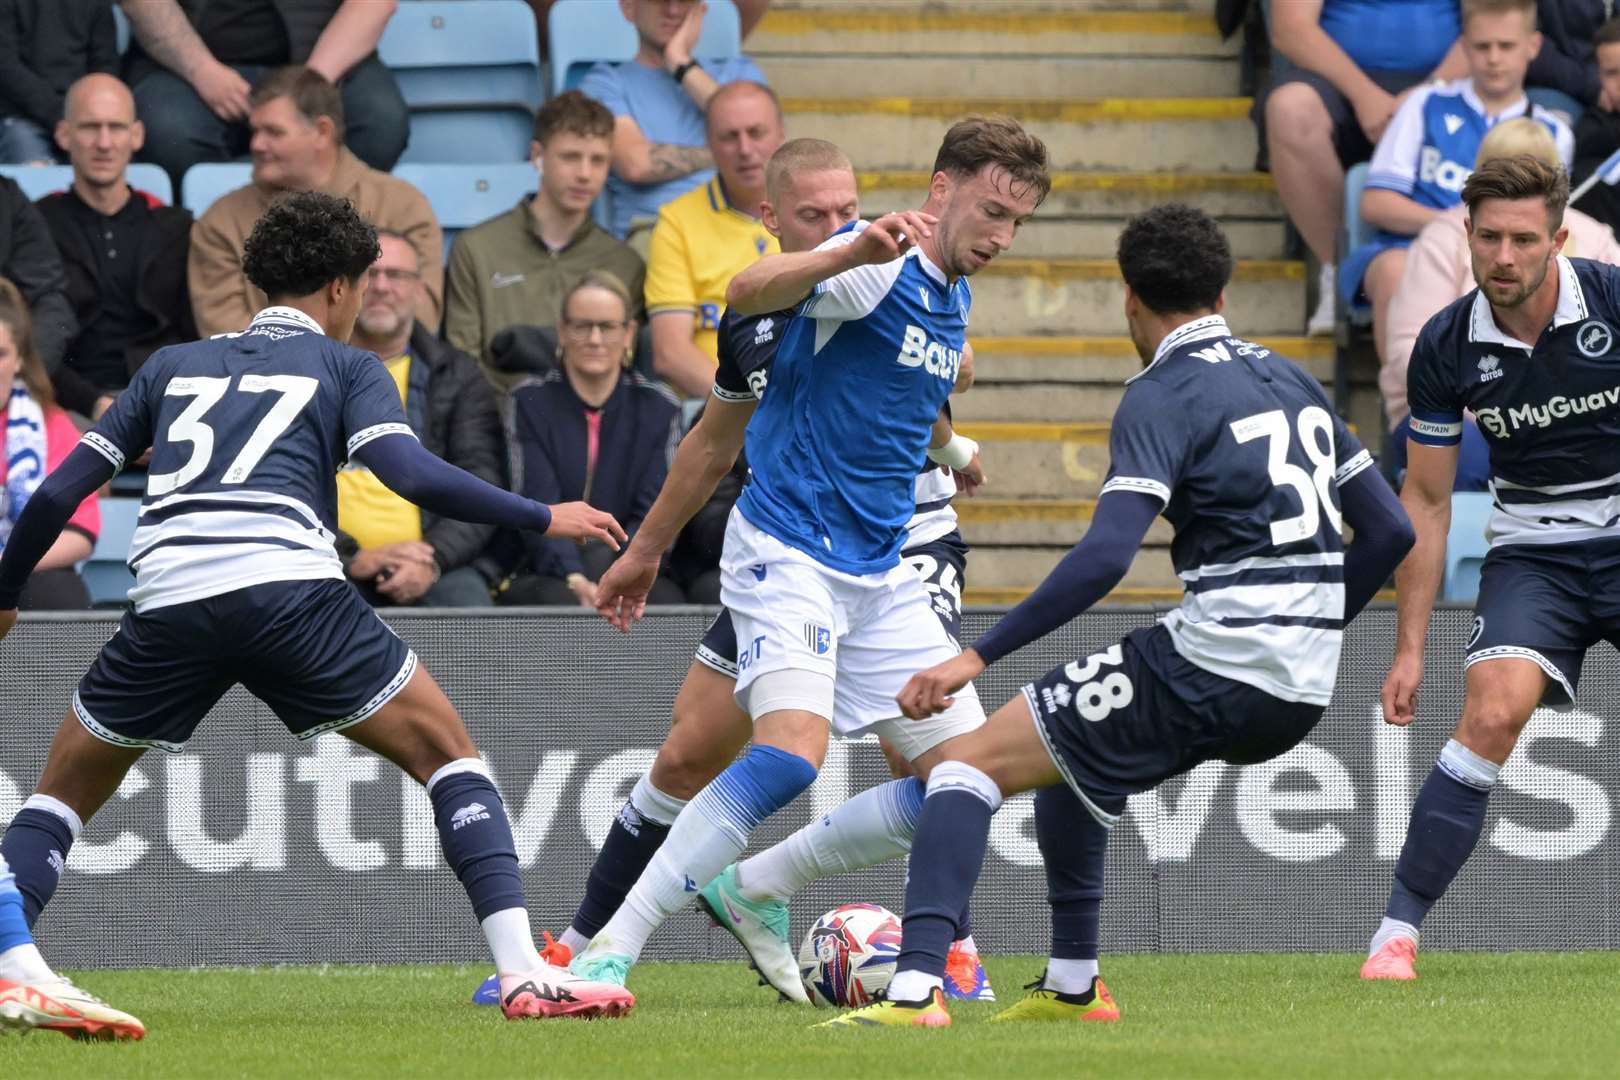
[861,171,1277,195]
[782,97,1254,122]
[955,421,1110,444]
[760,10,1220,37]
[971,335,1332,358]
[956,499,1097,524]
[980,258,1303,282]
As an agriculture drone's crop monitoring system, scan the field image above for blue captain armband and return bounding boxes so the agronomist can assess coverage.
[1407,411,1464,446]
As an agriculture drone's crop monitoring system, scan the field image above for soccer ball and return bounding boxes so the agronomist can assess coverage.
[797,902,903,1007]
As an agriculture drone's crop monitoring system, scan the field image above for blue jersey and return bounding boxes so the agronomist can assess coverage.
[736,221,967,574]
[1408,257,1620,547]
[1367,79,1572,211]
[1103,315,1372,705]
[81,306,414,612]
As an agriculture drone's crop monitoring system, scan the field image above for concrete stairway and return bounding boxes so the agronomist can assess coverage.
[751,0,1318,604]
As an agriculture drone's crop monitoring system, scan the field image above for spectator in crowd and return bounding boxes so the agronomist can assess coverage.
[582,0,769,239]
[1263,0,1466,336]
[445,91,645,392]
[0,176,75,378]
[644,80,782,397]
[36,74,194,423]
[118,0,407,191]
[528,0,773,47]
[0,277,97,609]
[1526,0,1611,123]
[1347,0,1568,372]
[1383,122,1617,489]
[502,271,682,607]
[189,66,441,338]
[1572,18,1620,230]
[0,0,118,164]
[336,231,506,608]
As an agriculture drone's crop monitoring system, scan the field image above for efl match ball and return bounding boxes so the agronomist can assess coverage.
[797,902,903,1007]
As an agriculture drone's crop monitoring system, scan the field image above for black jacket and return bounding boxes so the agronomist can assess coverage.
[35,188,196,417]
[0,175,75,375]
[126,0,368,83]
[508,370,679,579]
[1529,0,1609,107]
[0,0,117,128]
[335,324,507,576]
[1574,106,1620,231]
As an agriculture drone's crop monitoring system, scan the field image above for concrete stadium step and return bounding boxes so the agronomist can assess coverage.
[968,335,1333,384]
[953,421,1112,499]
[968,544,1179,591]
[966,258,1305,336]
[757,55,1237,100]
[782,98,1259,172]
[956,498,1174,546]
[859,171,1282,220]
[1003,216,1283,259]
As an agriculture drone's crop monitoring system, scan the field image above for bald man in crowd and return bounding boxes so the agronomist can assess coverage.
[36,73,195,420]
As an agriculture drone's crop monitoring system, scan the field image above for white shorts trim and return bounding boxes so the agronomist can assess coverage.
[297,650,420,741]
[72,691,187,754]
[694,642,739,678]
[1021,685,1122,829]
[1463,645,1575,703]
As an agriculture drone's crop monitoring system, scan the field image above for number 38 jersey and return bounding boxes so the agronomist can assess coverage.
[81,307,414,613]
[1102,315,1373,706]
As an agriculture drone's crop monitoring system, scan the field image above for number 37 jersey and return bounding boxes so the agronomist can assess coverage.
[81,307,415,613]
[1101,315,1373,706]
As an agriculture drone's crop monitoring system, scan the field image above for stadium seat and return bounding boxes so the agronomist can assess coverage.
[0,163,174,205]
[1332,161,1375,414]
[392,162,537,256]
[548,0,741,97]
[180,162,253,215]
[1441,492,1494,603]
[396,108,535,164]
[83,497,140,609]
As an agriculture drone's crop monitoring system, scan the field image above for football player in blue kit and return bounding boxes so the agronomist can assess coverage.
[0,193,635,1023]
[826,204,1415,1028]
[1364,156,1620,979]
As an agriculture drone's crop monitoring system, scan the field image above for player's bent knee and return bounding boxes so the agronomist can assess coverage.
[650,706,749,800]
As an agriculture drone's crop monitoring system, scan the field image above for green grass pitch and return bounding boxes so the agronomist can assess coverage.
[3,953,1617,1078]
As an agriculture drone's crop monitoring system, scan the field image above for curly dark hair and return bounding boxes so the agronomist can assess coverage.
[1116,203,1232,315]
[242,191,380,301]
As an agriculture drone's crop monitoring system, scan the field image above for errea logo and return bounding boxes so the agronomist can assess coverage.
[896,324,961,383]
[1478,354,1503,382]
[451,803,491,830]
[754,317,774,345]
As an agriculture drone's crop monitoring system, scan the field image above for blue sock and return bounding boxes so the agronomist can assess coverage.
[570,777,683,940]
[1,799,80,927]
[1035,784,1112,960]
[894,763,1002,991]
[1387,741,1499,928]
[693,744,819,846]
[0,858,32,954]
[429,762,525,922]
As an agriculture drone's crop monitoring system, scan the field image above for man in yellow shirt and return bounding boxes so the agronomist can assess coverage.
[643,81,784,397]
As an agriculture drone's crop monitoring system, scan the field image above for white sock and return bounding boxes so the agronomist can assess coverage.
[558,926,591,955]
[1368,917,1420,957]
[481,907,543,975]
[629,774,687,826]
[0,942,54,983]
[736,777,922,903]
[1044,957,1098,994]
[887,969,943,1002]
[955,933,977,951]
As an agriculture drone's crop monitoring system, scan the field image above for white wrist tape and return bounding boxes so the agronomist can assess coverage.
[927,432,978,470]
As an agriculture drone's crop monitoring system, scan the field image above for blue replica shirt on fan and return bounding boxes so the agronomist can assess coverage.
[1407,257,1620,547]
[1101,315,1374,706]
[80,306,415,613]
[736,220,968,575]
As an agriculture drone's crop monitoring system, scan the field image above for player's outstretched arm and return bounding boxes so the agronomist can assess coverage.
[0,443,117,637]
[724,212,937,315]
[595,397,753,632]
[1380,439,1459,728]
[897,489,1161,719]
[352,434,625,547]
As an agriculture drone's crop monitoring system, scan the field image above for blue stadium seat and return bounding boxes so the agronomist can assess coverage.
[180,162,253,215]
[548,0,740,97]
[0,163,173,205]
[1441,492,1494,604]
[396,109,534,164]
[83,497,140,609]
[393,162,537,256]
[1331,161,1375,414]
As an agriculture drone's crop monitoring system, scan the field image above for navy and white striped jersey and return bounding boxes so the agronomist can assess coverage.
[1103,315,1372,705]
[1408,257,1620,547]
[82,307,414,612]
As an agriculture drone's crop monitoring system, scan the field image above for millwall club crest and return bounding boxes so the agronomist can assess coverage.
[1577,320,1613,358]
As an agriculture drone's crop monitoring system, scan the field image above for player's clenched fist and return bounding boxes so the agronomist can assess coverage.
[545,501,628,549]
[847,212,937,266]
[1380,652,1423,727]
[897,648,986,720]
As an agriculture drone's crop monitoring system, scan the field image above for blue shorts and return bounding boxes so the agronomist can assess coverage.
[74,578,417,753]
[1024,625,1325,827]
[1467,537,1620,706]
[1340,231,1414,305]
[694,531,968,677]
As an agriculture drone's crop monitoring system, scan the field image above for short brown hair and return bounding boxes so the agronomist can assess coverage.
[933,115,1051,207]
[533,90,613,145]
[765,138,853,204]
[0,277,55,409]
[1595,15,1620,49]
[251,66,344,142]
[1460,0,1536,29]
[1462,154,1569,233]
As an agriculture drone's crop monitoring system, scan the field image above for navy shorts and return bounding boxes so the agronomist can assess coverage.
[1467,537,1620,706]
[75,578,417,753]
[1024,625,1325,827]
[694,531,969,677]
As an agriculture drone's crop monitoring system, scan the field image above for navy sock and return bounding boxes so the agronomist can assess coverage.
[896,763,1000,986]
[1,806,76,927]
[570,802,672,939]
[1035,784,1111,960]
[430,766,525,922]
[1387,760,1493,927]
